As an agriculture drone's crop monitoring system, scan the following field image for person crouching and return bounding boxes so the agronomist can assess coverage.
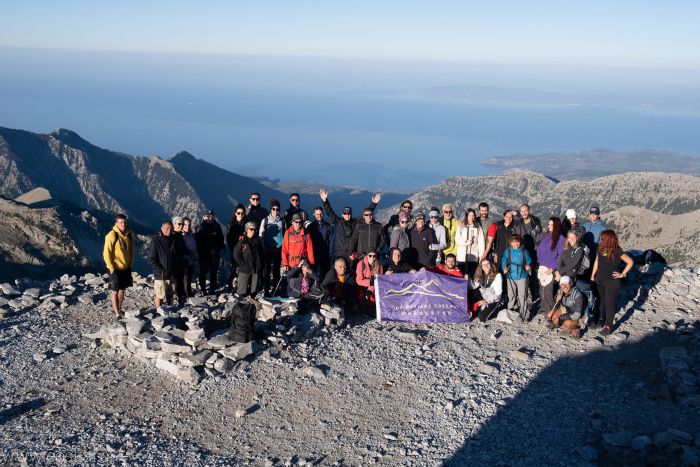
[285,259,323,312]
[546,275,585,338]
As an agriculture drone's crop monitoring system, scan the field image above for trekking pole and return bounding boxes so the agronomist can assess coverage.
[536,297,561,340]
[271,276,284,297]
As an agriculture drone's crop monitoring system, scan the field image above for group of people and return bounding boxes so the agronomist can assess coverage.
[102,190,634,337]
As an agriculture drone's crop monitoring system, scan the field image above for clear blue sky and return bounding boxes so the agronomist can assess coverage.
[1,1,699,68]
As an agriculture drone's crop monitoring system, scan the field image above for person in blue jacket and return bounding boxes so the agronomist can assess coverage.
[501,233,532,321]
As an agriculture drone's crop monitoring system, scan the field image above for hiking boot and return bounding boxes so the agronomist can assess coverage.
[546,321,556,330]
[600,325,613,336]
[495,310,513,324]
[591,321,603,330]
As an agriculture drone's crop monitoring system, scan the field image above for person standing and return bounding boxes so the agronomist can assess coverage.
[493,210,517,271]
[428,209,447,265]
[307,206,333,279]
[407,213,439,269]
[196,209,225,295]
[246,192,268,228]
[441,203,458,260]
[233,221,266,297]
[281,213,315,272]
[148,220,176,308]
[536,217,565,315]
[283,193,309,228]
[478,202,498,261]
[562,209,581,237]
[351,207,386,260]
[320,189,380,264]
[389,211,411,257]
[513,203,543,301]
[501,234,532,321]
[384,199,415,238]
[455,208,485,277]
[181,217,198,297]
[590,230,634,336]
[226,204,247,289]
[260,199,284,295]
[583,206,607,255]
[171,216,189,305]
[103,213,135,319]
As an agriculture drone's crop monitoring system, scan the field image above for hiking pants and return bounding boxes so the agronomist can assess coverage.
[184,265,195,297]
[477,302,503,322]
[263,249,281,295]
[598,277,621,328]
[507,278,528,317]
[199,250,220,292]
[237,272,260,296]
[540,279,556,315]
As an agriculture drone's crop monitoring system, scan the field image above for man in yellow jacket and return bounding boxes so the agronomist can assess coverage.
[441,203,458,262]
[103,213,136,319]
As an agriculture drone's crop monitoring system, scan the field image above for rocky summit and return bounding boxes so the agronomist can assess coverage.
[0,263,699,465]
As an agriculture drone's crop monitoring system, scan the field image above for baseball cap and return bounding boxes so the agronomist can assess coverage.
[566,209,576,219]
[414,212,425,220]
[589,206,600,215]
[560,275,572,285]
[291,213,302,222]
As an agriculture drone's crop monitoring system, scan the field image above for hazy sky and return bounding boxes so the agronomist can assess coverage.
[2,1,699,68]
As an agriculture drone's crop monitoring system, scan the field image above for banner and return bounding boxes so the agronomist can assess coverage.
[375,270,470,323]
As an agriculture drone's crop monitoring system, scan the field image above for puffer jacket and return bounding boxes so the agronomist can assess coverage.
[196,220,225,254]
[233,235,265,274]
[356,256,383,293]
[323,199,378,258]
[441,216,459,257]
[281,226,315,267]
[352,220,386,257]
[455,224,485,263]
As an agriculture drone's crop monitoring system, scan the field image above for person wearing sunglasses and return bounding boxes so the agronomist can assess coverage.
[428,209,447,265]
[319,188,380,265]
[407,212,439,269]
[389,211,411,258]
[283,192,308,229]
[281,213,315,273]
[246,192,268,228]
[233,221,266,297]
[384,199,415,239]
[441,203,458,261]
[181,217,198,298]
[225,203,247,291]
[171,216,190,305]
[195,209,225,295]
[307,206,333,278]
[351,207,386,261]
[260,198,284,296]
[355,248,383,317]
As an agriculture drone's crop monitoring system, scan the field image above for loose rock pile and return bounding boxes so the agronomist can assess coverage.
[647,267,700,313]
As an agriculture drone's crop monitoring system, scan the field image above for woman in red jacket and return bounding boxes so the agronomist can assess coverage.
[356,248,383,317]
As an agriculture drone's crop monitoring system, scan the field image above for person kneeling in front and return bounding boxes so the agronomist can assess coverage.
[546,275,585,338]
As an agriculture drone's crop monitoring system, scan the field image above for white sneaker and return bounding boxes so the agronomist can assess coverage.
[495,309,513,324]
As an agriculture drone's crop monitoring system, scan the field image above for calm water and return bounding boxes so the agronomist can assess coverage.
[1,48,699,188]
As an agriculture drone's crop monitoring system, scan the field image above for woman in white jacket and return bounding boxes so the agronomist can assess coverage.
[455,208,485,277]
[469,258,503,322]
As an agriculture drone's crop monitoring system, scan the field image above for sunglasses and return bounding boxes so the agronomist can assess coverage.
[402,205,412,209]
[399,220,408,224]
[175,222,183,226]
[290,198,299,202]
[250,197,260,201]
[247,227,256,231]
[271,207,279,211]
[430,216,438,219]
[293,220,301,224]
[363,213,373,217]
[367,254,377,258]
[443,210,452,214]
[235,212,244,215]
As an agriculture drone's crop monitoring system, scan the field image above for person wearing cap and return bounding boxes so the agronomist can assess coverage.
[562,208,581,237]
[285,259,323,311]
[355,248,383,317]
[546,275,585,338]
[281,212,315,272]
[148,219,176,308]
[319,189,380,264]
[428,208,447,265]
[441,203,458,260]
[260,198,284,295]
[171,216,190,305]
[554,225,587,283]
[195,209,225,295]
[407,212,439,269]
[233,221,266,297]
[389,210,411,257]
[283,192,309,229]
[246,192,268,228]
[351,206,386,260]
[225,204,247,290]
[307,206,333,279]
[455,208,485,277]
[583,206,607,252]
[103,213,136,319]
[536,217,565,315]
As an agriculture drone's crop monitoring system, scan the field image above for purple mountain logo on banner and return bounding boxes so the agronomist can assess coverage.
[375,270,470,324]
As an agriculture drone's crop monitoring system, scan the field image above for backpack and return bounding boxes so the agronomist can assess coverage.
[229,301,256,343]
[574,245,591,275]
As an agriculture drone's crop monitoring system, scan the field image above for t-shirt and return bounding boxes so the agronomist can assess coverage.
[487,222,498,238]
[596,246,624,280]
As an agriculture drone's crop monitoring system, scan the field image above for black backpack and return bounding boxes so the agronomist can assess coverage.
[229,301,256,343]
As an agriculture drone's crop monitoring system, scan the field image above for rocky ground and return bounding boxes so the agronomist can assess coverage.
[0,265,699,466]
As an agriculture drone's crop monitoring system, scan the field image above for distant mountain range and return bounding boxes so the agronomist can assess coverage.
[481,149,700,180]
[379,169,700,266]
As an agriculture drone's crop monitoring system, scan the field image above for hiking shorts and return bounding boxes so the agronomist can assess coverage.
[154,279,174,300]
[108,268,133,291]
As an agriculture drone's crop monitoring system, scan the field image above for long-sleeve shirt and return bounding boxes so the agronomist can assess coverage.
[501,247,532,280]
[536,233,565,270]
[470,273,503,304]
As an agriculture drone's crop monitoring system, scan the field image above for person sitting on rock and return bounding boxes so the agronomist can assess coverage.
[355,248,383,317]
[285,259,323,312]
[469,258,504,322]
[385,247,416,274]
[546,275,586,338]
[321,257,358,313]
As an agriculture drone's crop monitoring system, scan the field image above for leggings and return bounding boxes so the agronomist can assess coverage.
[597,278,621,328]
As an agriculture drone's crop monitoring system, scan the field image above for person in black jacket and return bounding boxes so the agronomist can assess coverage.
[319,189,380,264]
[148,220,176,308]
[385,247,416,274]
[307,206,333,279]
[513,203,544,301]
[285,259,323,312]
[233,222,265,297]
[195,209,225,295]
[352,207,386,260]
[246,192,268,228]
[283,193,309,229]
[171,216,189,306]
[493,210,517,272]
[407,213,438,269]
[226,204,247,289]
[321,257,358,312]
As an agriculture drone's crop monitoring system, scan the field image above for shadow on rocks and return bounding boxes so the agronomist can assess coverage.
[444,325,700,466]
[0,398,47,425]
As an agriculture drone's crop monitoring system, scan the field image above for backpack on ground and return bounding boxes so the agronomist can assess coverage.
[229,301,256,343]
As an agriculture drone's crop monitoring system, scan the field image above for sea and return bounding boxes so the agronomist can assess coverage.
[1,47,699,189]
